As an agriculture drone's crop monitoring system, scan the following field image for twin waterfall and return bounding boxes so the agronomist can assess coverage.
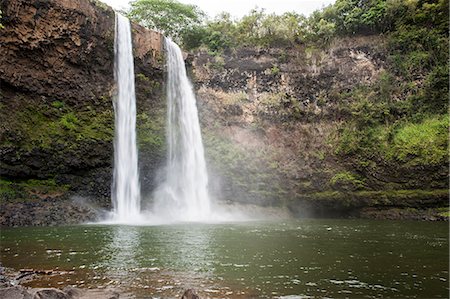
[112,14,141,222]
[111,13,211,223]
[154,39,211,221]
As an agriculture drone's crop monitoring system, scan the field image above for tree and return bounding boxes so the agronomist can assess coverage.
[128,0,205,43]
[201,12,237,51]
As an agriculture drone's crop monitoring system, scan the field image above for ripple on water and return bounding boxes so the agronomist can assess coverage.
[0,220,448,298]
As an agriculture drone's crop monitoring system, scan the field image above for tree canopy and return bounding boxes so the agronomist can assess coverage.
[127,0,449,53]
[128,0,204,42]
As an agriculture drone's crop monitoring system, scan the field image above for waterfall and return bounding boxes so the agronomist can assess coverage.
[111,13,141,222]
[154,38,211,221]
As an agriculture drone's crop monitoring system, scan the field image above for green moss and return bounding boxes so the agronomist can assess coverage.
[437,207,450,217]
[136,111,165,153]
[386,115,448,166]
[60,112,79,130]
[335,114,448,172]
[302,189,448,207]
[76,110,114,142]
[269,65,280,75]
[0,179,16,199]
[314,150,326,161]
[52,101,64,109]
[203,131,286,201]
[16,106,54,149]
[19,178,70,193]
[136,73,150,82]
[10,102,114,151]
[136,74,162,96]
[0,178,70,202]
[330,171,366,191]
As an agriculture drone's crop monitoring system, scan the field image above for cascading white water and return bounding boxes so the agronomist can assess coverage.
[154,38,211,221]
[111,13,141,222]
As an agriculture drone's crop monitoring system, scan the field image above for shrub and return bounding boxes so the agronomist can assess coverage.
[330,171,366,191]
[387,115,448,166]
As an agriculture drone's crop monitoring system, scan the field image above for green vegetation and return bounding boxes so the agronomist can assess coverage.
[330,171,366,191]
[437,207,450,217]
[136,73,162,97]
[19,178,70,193]
[302,189,448,206]
[12,100,114,150]
[128,0,204,43]
[51,100,65,109]
[203,131,285,202]
[126,0,448,196]
[136,0,446,52]
[184,9,309,50]
[388,116,448,166]
[322,1,449,191]
[89,0,111,12]
[0,178,70,202]
[136,111,165,153]
[269,65,280,76]
[60,112,79,130]
[0,179,16,200]
[336,115,448,169]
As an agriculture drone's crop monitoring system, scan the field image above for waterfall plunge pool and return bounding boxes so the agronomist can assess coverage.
[1,219,448,298]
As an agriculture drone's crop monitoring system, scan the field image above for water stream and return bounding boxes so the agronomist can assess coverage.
[153,39,211,222]
[111,13,141,222]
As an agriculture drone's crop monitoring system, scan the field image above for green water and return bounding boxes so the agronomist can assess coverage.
[1,219,448,298]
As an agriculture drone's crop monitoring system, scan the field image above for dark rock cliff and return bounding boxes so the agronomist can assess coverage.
[0,0,165,225]
[0,0,447,225]
[192,37,448,220]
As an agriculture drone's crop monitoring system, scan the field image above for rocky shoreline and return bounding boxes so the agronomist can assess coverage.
[0,266,120,299]
[0,197,102,227]
[0,196,447,227]
[0,267,200,299]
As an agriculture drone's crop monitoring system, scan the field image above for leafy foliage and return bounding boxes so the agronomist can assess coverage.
[330,171,366,191]
[336,115,449,169]
[388,115,448,166]
[128,0,204,43]
[188,9,308,50]
[172,0,449,52]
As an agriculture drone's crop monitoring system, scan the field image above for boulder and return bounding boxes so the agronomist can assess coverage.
[0,286,32,299]
[181,289,200,299]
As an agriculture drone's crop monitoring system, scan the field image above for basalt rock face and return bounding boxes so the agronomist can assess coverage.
[192,36,448,218]
[0,0,165,225]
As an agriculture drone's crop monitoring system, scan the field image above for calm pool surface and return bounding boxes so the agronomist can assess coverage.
[1,219,448,298]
